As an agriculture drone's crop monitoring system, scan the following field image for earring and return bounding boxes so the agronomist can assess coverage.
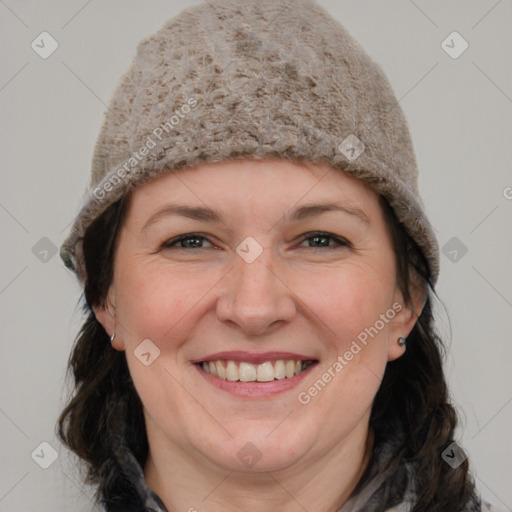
[398,336,407,348]
[110,333,115,343]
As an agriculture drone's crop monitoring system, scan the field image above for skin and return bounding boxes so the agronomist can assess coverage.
[95,159,425,512]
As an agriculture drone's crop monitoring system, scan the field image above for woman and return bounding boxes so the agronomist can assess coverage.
[57,0,503,511]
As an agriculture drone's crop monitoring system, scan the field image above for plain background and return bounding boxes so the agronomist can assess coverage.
[1,1,511,510]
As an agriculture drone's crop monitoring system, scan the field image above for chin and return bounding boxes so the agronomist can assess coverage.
[200,424,315,474]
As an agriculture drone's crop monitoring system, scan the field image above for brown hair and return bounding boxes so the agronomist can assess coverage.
[57,188,480,511]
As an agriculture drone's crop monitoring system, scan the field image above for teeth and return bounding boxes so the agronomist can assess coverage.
[257,362,274,382]
[209,361,218,377]
[285,360,295,378]
[216,360,226,379]
[201,359,311,382]
[239,362,256,382]
[226,360,238,381]
[274,360,286,380]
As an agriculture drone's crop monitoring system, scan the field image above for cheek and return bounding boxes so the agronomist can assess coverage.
[114,261,208,348]
[312,262,396,412]
[115,263,210,433]
[299,259,396,343]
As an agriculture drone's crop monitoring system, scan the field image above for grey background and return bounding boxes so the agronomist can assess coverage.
[1,1,511,510]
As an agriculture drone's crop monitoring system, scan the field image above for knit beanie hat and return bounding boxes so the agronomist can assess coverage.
[60,0,440,286]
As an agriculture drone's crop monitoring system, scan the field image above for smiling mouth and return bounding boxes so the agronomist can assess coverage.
[197,359,318,382]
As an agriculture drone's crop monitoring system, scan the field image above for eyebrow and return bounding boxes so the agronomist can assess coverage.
[288,202,370,225]
[142,201,370,231]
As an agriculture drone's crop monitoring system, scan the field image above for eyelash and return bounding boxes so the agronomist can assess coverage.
[160,232,351,250]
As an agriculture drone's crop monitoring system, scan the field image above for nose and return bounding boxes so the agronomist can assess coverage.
[216,249,296,336]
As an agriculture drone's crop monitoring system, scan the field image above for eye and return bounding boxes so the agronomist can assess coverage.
[298,232,351,249]
[159,231,351,251]
[161,233,214,249]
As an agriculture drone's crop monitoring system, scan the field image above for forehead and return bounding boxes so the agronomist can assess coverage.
[126,158,379,213]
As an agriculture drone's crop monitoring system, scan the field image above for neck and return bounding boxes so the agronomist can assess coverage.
[144,421,375,512]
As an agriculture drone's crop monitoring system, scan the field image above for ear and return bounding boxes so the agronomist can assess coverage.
[92,287,125,351]
[387,282,427,362]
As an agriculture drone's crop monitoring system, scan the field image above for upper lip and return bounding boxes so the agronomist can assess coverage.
[191,351,317,365]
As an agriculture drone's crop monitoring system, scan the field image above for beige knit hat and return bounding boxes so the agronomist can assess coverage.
[60,0,440,286]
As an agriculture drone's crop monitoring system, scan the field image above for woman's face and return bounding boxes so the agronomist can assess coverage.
[96,159,421,474]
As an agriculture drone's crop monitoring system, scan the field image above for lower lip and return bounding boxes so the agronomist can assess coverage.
[194,363,317,398]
